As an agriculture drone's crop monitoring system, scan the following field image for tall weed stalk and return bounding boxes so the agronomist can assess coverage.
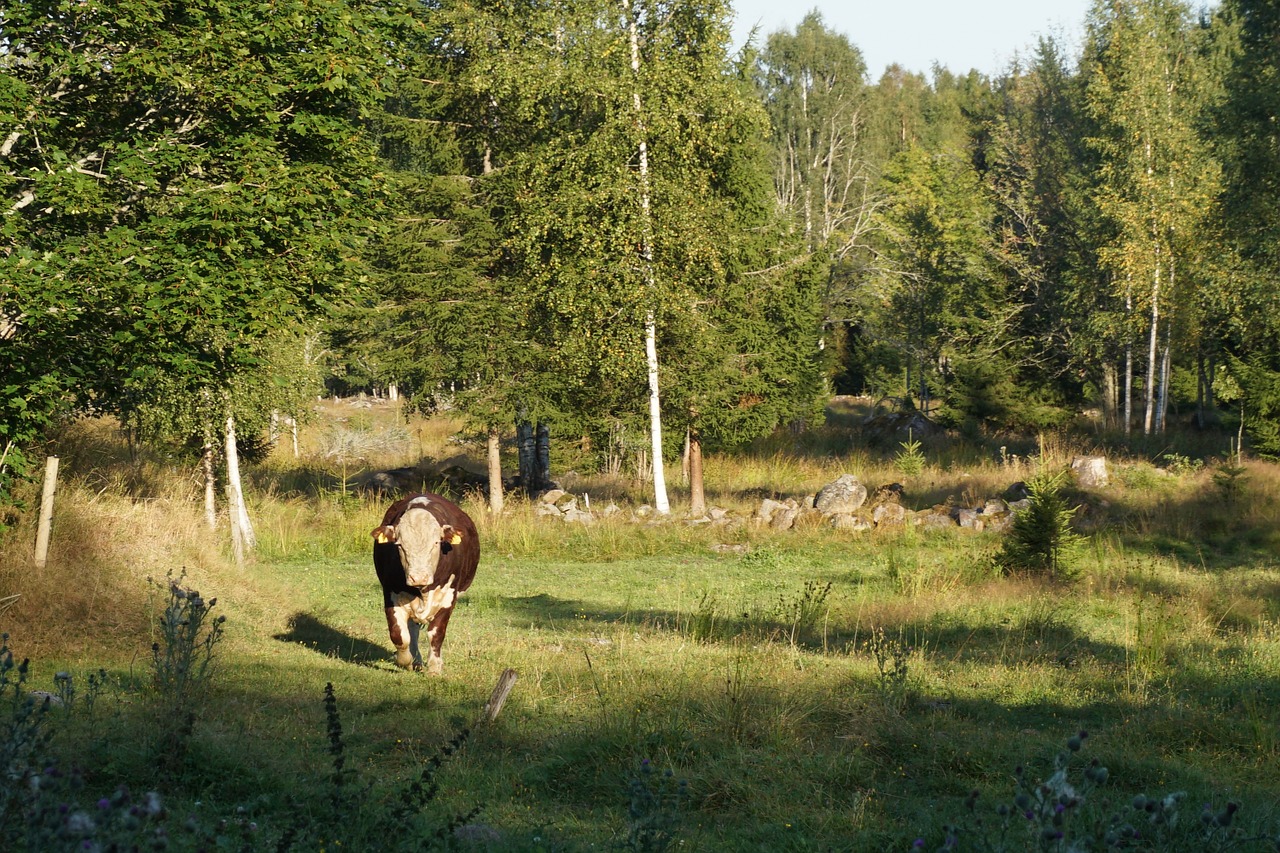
[149,572,225,770]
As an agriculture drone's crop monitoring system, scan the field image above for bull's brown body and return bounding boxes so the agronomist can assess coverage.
[372,492,479,674]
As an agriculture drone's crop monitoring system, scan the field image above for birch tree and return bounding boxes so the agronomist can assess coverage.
[1083,0,1220,435]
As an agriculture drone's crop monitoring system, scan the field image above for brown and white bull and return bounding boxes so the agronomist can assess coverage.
[371,492,479,674]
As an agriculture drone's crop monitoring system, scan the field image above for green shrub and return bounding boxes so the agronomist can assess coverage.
[996,471,1081,580]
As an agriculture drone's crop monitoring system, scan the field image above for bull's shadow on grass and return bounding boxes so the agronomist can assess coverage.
[274,611,390,667]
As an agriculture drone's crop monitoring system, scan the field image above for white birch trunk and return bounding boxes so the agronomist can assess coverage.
[1124,281,1133,437]
[1156,336,1171,433]
[201,434,217,530]
[626,0,669,515]
[1143,252,1160,436]
[224,414,256,563]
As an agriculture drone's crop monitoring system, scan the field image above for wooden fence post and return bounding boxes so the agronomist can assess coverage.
[33,456,59,568]
[477,668,518,726]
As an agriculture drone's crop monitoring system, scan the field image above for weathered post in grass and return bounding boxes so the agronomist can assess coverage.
[33,456,59,568]
[478,668,518,726]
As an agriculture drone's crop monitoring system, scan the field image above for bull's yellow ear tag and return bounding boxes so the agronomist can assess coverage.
[375,531,390,544]
[450,533,463,545]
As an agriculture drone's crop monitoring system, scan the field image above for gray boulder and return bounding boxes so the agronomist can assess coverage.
[815,474,868,516]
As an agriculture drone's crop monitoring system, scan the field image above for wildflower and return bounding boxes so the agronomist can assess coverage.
[66,810,97,834]
[98,797,111,809]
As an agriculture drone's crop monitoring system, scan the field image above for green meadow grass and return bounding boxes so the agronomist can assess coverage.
[4,409,1280,850]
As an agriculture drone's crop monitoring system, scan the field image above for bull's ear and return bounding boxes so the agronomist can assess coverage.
[441,525,463,545]
[372,525,396,544]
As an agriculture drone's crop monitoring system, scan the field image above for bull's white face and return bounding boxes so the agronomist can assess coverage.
[394,507,444,588]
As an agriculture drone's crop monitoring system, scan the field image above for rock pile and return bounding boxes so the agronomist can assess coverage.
[751,474,1032,534]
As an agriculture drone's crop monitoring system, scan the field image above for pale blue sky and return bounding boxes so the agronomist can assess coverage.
[730,0,1096,77]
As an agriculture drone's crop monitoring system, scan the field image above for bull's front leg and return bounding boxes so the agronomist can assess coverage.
[384,605,419,670]
[424,605,454,676]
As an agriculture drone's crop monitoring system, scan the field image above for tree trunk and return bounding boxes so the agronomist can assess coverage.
[626,0,669,515]
[225,413,256,564]
[1124,345,1133,438]
[487,426,504,514]
[1155,333,1171,433]
[644,317,669,513]
[1195,351,1206,429]
[1143,242,1162,436]
[688,427,705,518]
[536,422,551,489]
[516,419,536,494]
[681,428,690,485]
[201,429,217,530]
[1102,361,1119,430]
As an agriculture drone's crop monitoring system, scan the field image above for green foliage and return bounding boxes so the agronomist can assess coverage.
[1228,356,1280,459]
[996,471,1082,579]
[1,0,418,485]
[868,145,1018,414]
[277,682,481,851]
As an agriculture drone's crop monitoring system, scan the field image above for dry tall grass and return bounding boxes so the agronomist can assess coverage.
[0,420,233,659]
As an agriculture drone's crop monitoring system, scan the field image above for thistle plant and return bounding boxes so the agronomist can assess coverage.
[0,633,53,825]
[50,667,111,718]
[866,626,915,712]
[772,580,833,646]
[149,571,226,769]
[626,759,689,853]
[918,732,1280,852]
[279,682,481,851]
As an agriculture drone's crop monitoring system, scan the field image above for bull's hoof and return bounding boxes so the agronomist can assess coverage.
[411,661,425,673]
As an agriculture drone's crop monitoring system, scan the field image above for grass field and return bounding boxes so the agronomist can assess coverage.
[2,399,1279,851]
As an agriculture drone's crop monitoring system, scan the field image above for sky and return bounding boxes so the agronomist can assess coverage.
[729,0,1097,78]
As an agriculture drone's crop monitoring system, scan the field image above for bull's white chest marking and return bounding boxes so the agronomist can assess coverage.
[394,575,457,626]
